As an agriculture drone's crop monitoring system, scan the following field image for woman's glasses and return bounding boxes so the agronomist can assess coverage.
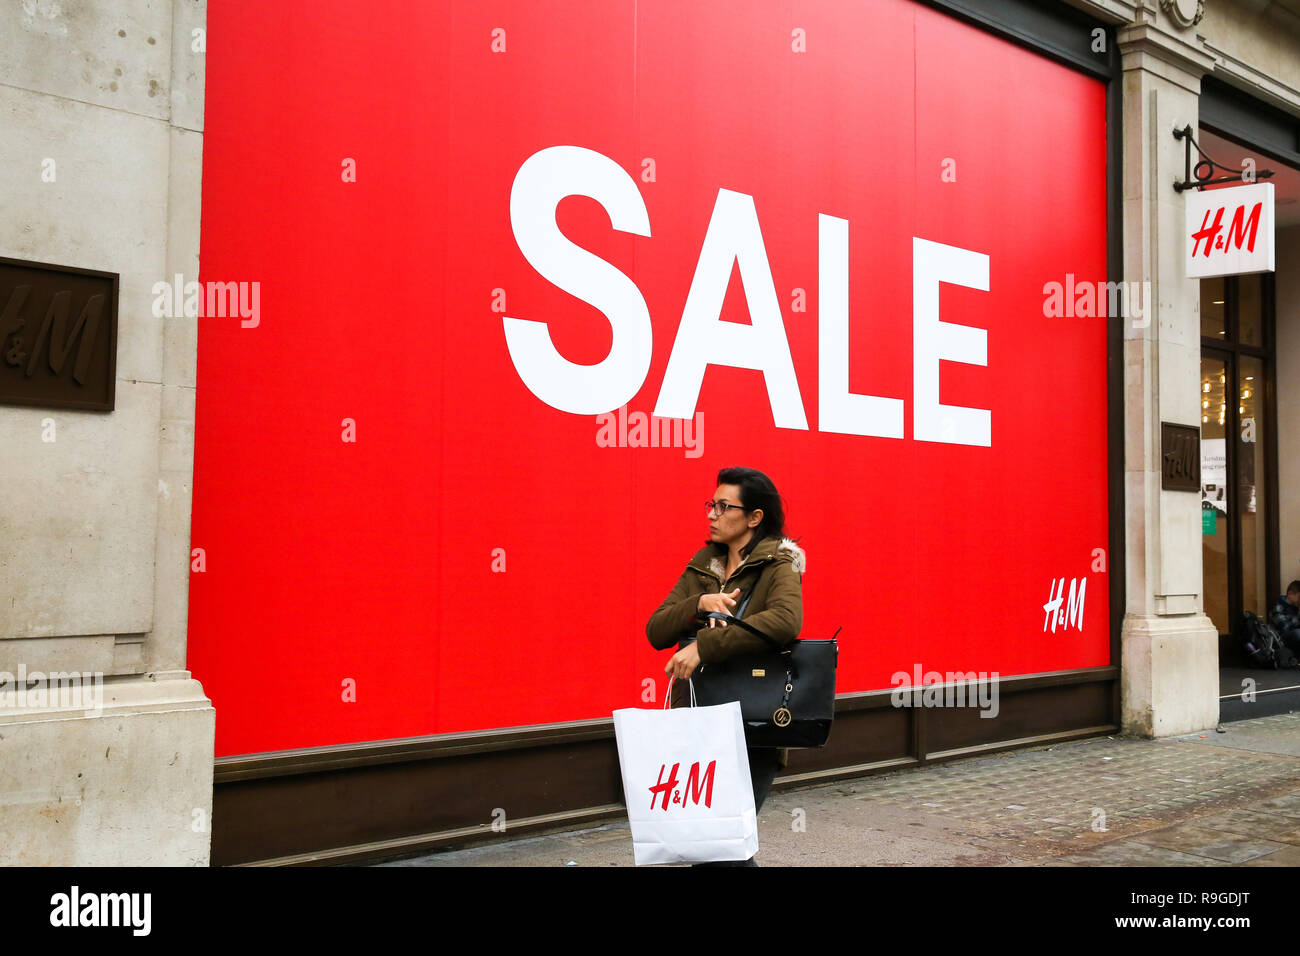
[705,500,745,517]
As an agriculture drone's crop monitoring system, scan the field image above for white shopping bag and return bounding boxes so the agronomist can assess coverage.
[612,677,758,865]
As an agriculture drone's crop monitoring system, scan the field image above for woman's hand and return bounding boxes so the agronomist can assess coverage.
[665,641,702,679]
[697,588,740,623]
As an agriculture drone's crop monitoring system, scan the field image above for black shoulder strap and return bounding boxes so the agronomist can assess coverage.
[702,609,787,653]
[734,589,753,618]
[696,587,783,648]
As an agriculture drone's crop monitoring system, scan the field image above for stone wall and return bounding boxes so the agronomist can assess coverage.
[0,0,213,866]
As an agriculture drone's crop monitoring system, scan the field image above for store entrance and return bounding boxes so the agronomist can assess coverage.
[1195,109,1300,719]
[1199,272,1277,665]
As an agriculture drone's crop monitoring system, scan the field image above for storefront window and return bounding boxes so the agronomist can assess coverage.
[1239,354,1266,617]
[1201,276,1226,339]
[1200,274,1276,646]
[1239,274,1263,348]
[1201,354,1229,634]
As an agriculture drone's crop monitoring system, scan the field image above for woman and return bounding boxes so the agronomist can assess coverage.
[645,465,805,867]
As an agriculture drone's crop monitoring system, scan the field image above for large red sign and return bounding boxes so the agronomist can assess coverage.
[192,0,1110,757]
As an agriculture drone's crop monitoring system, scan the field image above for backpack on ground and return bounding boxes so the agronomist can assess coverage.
[1241,611,1299,669]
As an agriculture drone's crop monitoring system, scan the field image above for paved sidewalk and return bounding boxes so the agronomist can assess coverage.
[375,712,1300,867]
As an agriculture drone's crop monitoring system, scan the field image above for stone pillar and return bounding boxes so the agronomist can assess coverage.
[0,0,214,864]
[1117,10,1221,737]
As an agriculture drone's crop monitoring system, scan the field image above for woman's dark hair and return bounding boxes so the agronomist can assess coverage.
[712,465,792,557]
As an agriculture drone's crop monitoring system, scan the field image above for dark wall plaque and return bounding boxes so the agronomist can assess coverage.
[1161,421,1200,491]
[0,256,118,412]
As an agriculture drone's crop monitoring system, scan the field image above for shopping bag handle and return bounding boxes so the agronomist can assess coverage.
[664,675,697,709]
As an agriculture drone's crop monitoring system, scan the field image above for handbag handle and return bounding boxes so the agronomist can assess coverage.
[699,591,842,654]
[698,609,800,680]
[703,611,788,652]
[698,591,789,655]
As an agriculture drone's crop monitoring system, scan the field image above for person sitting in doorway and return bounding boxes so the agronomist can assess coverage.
[1269,581,1300,656]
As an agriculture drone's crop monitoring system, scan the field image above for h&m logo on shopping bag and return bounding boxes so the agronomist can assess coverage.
[648,760,717,810]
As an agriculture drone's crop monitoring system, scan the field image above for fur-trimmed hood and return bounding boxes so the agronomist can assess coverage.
[775,536,807,573]
[693,534,806,581]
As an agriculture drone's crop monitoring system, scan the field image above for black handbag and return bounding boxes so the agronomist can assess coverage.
[689,595,839,748]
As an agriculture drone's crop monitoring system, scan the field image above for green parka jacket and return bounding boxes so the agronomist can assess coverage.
[646,533,806,770]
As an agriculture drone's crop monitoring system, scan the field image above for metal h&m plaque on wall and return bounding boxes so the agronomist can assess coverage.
[1161,422,1200,492]
[0,256,118,412]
